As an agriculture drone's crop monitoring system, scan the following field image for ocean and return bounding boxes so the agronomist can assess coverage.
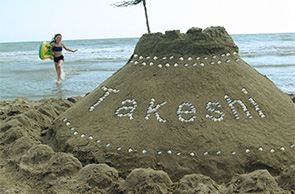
[0,33,294,101]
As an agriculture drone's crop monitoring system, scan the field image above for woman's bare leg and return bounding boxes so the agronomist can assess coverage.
[55,60,63,84]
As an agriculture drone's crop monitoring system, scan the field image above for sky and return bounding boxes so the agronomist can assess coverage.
[0,0,295,42]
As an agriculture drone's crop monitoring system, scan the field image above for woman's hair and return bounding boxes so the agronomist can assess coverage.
[50,33,62,43]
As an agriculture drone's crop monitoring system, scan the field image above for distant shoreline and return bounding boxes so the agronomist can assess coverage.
[1,93,294,102]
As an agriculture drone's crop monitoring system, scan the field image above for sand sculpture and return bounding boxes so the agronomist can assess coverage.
[45,26,295,183]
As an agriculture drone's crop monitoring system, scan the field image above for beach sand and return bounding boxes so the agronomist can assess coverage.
[1,27,295,193]
[0,95,294,193]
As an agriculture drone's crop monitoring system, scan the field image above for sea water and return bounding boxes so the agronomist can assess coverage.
[0,33,294,101]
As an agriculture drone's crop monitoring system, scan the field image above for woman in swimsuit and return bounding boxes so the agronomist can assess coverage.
[50,34,77,84]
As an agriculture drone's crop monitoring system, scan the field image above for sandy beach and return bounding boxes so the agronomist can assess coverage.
[0,95,294,193]
[1,27,295,194]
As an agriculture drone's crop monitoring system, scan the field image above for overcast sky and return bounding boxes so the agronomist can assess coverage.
[1,0,295,42]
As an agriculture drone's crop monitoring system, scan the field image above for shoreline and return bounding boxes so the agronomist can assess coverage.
[1,92,294,102]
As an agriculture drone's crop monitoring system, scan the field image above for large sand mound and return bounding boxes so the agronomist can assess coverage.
[0,86,294,193]
[45,27,295,183]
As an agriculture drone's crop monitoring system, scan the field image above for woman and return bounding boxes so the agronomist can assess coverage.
[50,34,77,84]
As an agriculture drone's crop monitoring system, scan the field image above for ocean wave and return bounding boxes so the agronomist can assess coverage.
[251,64,295,68]
[0,50,38,57]
[240,53,295,58]
[65,54,130,62]
[0,47,133,57]
[77,46,134,54]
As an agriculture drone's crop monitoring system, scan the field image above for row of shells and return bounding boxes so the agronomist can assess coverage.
[62,118,294,157]
[130,52,240,68]
[133,51,238,61]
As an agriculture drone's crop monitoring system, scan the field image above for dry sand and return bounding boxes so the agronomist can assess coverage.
[0,95,294,193]
[1,27,295,193]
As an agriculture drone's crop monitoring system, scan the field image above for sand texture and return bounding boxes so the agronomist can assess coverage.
[46,27,295,182]
[0,96,294,193]
[1,27,295,193]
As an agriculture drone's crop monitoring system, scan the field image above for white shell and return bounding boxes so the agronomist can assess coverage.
[280,147,285,151]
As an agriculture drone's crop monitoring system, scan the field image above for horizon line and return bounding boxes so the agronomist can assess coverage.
[1,31,294,44]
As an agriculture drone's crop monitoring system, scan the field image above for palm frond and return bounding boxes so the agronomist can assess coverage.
[113,0,142,7]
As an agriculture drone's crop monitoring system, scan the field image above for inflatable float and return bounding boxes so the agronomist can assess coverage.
[39,41,53,60]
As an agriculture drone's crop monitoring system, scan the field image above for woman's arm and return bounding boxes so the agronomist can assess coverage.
[50,43,55,55]
[62,43,78,53]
